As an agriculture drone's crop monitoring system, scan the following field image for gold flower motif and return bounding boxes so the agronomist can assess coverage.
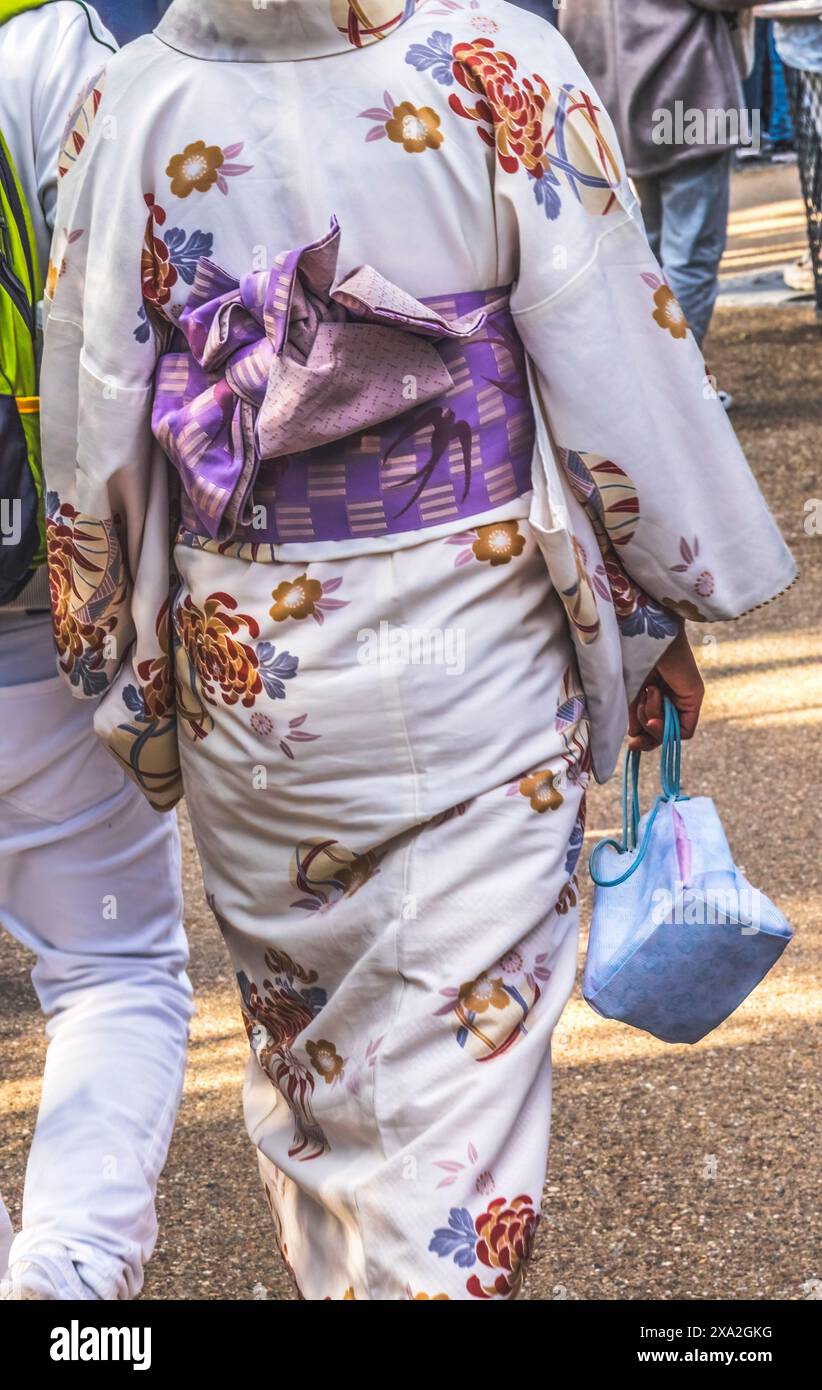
[660,596,707,623]
[472,519,526,566]
[519,769,564,813]
[270,575,324,623]
[305,1038,346,1085]
[45,258,60,299]
[652,284,688,339]
[166,140,224,197]
[458,974,508,1014]
[386,102,444,153]
[556,879,578,915]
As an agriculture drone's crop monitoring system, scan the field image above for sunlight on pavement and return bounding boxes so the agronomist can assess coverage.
[721,190,807,279]
[685,625,822,725]
[555,965,821,1068]
[726,201,808,235]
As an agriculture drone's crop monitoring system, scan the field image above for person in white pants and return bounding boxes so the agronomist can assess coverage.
[0,1,192,1301]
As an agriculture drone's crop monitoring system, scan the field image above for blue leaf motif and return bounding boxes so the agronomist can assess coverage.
[133,304,151,344]
[405,31,455,85]
[300,985,328,1015]
[123,684,147,719]
[72,651,108,697]
[428,1206,478,1267]
[532,171,562,221]
[166,227,214,285]
[256,642,299,700]
[565,819,585,876]
[619,601,680,640]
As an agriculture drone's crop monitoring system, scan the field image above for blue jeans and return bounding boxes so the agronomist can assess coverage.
[768,25,795,143]
[633,151,733,348]
[744,19,795,143]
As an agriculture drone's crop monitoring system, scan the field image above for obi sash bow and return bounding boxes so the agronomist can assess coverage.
[152,217,492,541]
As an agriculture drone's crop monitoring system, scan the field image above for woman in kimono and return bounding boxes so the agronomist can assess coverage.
[41,0,795,1300]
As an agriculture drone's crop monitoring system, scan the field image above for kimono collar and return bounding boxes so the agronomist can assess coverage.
[155,0,428,63]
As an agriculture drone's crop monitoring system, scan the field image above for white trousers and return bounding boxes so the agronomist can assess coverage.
[0,617,192,1300]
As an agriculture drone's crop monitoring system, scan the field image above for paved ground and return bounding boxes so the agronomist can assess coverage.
[1,173,820,1302]
[719,158,812,308]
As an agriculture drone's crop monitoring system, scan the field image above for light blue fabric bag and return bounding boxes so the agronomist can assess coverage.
[585,700,792,1044]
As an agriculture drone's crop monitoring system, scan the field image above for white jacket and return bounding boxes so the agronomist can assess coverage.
[0,1,115,275]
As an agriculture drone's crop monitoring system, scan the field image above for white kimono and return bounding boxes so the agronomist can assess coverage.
[41,0,795,1299]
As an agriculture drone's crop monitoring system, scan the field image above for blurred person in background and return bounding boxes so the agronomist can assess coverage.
[742,16,795,162]
[93,0,170,44]
[0,0,191,1301]
[773,12,822,293]
[560,0,760,371]
[511,0,559,20]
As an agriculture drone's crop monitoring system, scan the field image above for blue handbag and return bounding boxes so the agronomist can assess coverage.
[585,699,793,1044]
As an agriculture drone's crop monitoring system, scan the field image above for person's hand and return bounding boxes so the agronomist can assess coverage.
[628,625,705,752]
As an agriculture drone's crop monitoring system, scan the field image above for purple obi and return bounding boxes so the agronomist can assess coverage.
[152,218,534,546]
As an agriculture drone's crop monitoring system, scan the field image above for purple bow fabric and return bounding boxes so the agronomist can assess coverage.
[152,217,490,541]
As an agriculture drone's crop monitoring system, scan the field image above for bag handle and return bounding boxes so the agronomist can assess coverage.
[589,698,684,888]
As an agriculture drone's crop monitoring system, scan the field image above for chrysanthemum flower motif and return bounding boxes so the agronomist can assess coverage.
[175,591,261,707]
[467,1194,539,1299]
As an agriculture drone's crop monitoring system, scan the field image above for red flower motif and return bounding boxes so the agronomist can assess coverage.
[603,552,644,620]
[449,38,550,178]
[466,1193,539,1299]
[135,598,175,719]
[141,193,178,309]
[46,501,125,675]
[174,590,262,708]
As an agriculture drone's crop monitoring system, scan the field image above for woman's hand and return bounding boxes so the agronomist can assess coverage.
[628,625,705,752]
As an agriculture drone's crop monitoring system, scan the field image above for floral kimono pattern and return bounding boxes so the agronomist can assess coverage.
[41,0,794,1297]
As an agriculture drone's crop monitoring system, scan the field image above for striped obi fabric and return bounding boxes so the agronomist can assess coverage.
[152,217,535,547]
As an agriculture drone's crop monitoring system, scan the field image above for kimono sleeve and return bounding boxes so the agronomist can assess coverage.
[41,74,181,810]
[497,30,796,628]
